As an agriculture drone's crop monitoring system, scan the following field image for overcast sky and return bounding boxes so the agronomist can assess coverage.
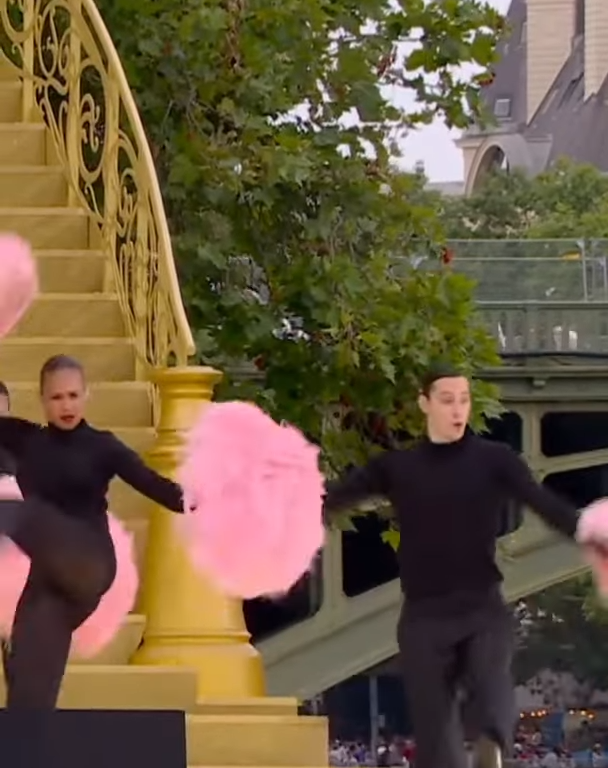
[394,0,511,181]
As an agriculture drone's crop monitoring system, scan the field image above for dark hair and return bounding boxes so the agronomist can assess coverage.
[0,381,9,406]
[39,355,85,392]
[419,363,466,397]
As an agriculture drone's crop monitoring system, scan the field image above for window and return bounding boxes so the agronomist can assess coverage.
[494,98,512,119]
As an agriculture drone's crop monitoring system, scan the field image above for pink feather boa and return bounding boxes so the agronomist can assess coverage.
[577,498,608,597]
[176,401,325,599]
[0,233,38,338]
[0,476,138,657]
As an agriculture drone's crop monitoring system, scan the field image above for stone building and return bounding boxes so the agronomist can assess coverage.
[459,0,608,194]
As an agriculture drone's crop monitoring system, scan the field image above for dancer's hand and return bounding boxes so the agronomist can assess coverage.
[581,540,608,597]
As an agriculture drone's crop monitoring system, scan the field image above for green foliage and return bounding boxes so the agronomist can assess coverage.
[440,158,608,240]
[514,576,608,698]
[97,0,505,503]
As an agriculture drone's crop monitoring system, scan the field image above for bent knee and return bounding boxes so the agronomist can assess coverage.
[72,549,116,608]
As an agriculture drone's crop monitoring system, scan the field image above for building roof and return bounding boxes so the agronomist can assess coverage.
[466,0,608,174]
[478,0,528,132]
[527,37,608,171]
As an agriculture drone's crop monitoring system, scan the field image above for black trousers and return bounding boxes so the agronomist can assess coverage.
[0,498,116,710]
[397,588,515,768]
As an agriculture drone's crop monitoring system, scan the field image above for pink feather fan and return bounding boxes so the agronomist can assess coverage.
[576,498,608,596]
[0,476,138,657]
[0,233,38,338]
[176,401,325,599]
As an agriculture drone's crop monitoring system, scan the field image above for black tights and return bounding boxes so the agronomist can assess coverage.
[398,590,514,768]
[0,499,116,710]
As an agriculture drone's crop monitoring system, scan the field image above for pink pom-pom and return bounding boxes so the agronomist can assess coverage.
[0,483,138,657]
[577,498,608,596]
[74,514,139,656]
[0,233,38,338]
[176,401,325,599]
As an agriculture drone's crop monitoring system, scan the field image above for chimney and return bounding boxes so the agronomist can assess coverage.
[527,0,575,120]
[585,0,608,99]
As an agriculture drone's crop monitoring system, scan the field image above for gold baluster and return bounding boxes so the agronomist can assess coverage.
[133,366,266,698]
[65,0,82,207]
[20,0,34,121]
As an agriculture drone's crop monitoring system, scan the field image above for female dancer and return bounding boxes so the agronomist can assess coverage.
[0,354,184,709]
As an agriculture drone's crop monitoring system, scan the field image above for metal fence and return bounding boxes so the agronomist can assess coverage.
[394,239,608,303]
[448,239,608,303]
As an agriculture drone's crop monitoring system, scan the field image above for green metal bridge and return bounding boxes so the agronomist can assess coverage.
[258,239,608,699]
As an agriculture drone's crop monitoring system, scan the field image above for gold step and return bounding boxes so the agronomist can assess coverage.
[110,478,175,523]
[10,381,152,427]
[35,249,107,293]
[106,426,181,520]
[0,123,47,165]
[195,698,299,717]
[109,427,155,455]
[18,294,125,338]
[0,81,21,122]
[0,665,199,710]
[0,337,135,380]
[0,207,90,249]
[0,166,67,207]
[187,714,327,766]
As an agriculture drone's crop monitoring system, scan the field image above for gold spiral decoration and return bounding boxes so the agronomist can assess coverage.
[0,0,194,370]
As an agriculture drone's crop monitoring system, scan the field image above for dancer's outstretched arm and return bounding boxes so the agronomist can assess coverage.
[323,453,391,522]
[106,432,183,512]
[494,442,578,538]
[0,416,39,458]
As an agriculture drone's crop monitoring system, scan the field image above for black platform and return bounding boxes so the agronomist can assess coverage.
[0,709,187,768]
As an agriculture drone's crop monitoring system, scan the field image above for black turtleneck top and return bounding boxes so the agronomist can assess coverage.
[0,417,183,531]
[324,432,579,602]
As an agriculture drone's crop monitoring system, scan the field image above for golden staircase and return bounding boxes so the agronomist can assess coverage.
[0,1,327,766]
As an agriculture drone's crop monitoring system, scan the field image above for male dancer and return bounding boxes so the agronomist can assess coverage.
[323,366,586,768]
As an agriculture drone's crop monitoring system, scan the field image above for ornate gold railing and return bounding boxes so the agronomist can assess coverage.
[0,0,194,369]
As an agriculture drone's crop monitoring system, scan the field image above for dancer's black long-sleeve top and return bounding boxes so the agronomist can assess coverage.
[0,417,183,530]
[324,432,579,602]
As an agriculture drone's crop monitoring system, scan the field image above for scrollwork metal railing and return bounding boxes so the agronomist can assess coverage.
[0,0,194,369]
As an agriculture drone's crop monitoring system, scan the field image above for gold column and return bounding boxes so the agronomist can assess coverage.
[132,366,266,698]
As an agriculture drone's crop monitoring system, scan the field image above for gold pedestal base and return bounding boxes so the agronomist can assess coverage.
[133,636,266,698]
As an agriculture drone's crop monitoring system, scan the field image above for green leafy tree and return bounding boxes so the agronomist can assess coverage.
[97,0,505,505]
[440,159,608,239]
[514,576,608,704]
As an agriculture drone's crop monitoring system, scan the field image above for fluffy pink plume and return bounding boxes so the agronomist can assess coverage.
[177,401,325,598]
[0,233,38,338]
[577,498,608,596]
[0,477,138,657]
